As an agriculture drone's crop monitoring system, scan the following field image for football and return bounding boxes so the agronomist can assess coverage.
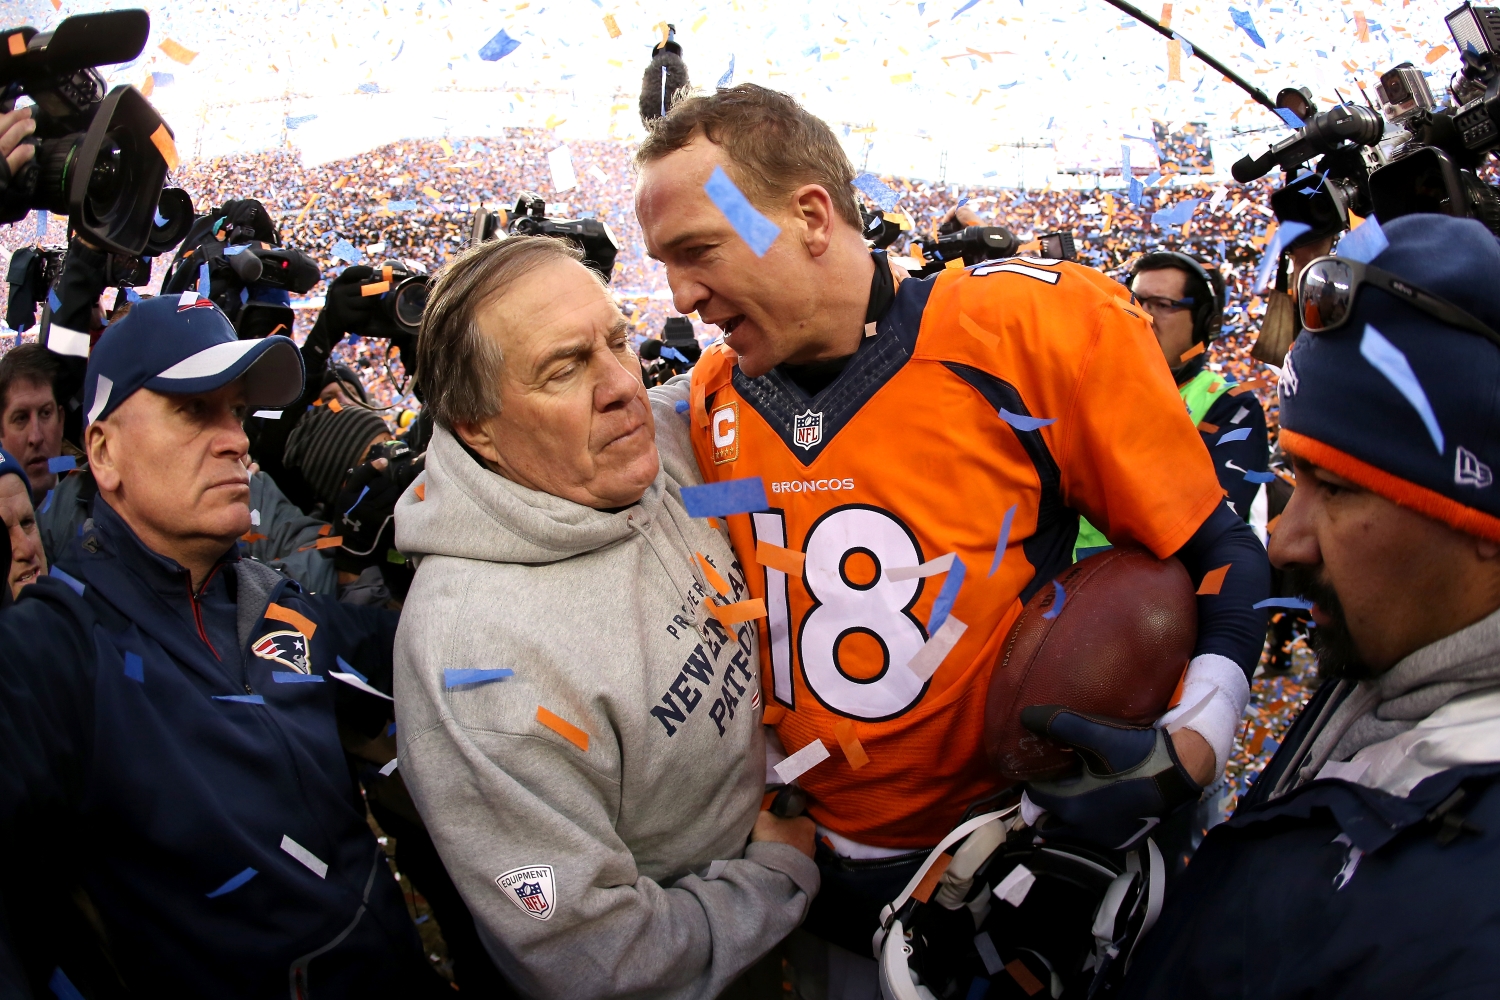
[983,546,1197,782]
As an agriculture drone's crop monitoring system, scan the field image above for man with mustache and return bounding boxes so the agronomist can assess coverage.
[1122,214,1500,998]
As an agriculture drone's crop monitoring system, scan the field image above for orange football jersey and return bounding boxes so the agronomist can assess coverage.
[687,257,1225,847]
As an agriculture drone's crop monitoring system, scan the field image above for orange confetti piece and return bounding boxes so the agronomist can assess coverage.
[1427,44,1450,64]
[381,264,393,282]
[140,74,154,98]
[295,193,321,226]
[1197,563,1231,596]
[315,536,343,549]
[762,703,787,725]
[414,483,426,501]
[1266,514,1281,534]
[1197,421,1219,434]
[707,517,720,529]
[332,176,349,190]
[265,603,317,639]
[944,258,964,271]
[318,524,332,537]
[150,125,179,171]
[537,706,589,751]
[1167,664,1188,710]
[1354,11,1369,43]
[710,598,767,626]
[653,20,669,44]
[833,720,870,770]
[7,34,25,57]
[1229,379,1269,396]
[361,281,390,297]
[1178,342,1206,363]
[158,38,198,65]
[240,532,267,543]
[755,540,806,576]
[327,398,343,413]
[1006,959,1045,997]
[910,853,952,904]
[694,552,732,597]
[603,13,621,38]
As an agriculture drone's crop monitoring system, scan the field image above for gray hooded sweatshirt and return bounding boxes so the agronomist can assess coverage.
[391,395,817,1000]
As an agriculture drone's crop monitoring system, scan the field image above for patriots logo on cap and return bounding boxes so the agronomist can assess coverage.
[252,630,310,673]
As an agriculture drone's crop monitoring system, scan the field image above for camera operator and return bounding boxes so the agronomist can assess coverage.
[1075,251,1269,559]
[0,293,447,997]
[1122,214,1500,999]
[639,316,702,387]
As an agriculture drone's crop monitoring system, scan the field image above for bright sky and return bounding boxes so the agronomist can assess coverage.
[0,0,1462,185]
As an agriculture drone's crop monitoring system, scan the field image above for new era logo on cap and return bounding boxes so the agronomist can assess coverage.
[83,294,303,424]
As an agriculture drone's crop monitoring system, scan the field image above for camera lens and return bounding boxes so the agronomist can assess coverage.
[31,134,84,215]
[393,277,429,333]
[85,129,135,219]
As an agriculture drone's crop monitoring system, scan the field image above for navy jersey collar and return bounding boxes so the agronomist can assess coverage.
[86,493,241,597]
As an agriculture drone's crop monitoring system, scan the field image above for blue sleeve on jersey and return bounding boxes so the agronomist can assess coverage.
[1173,503,1272,679]
[1201,391,1270,521]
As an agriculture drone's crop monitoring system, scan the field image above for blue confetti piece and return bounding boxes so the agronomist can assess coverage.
[1042,579,1066,620]
[357,82,380,94]
[154,208,169,227]
[273,671,325,684]
[344,484,370,517]
[852,172,900,212]
[150,71,174,87]
[198,262,211,298]
[1255,221,1312,292]
[989,505,1016,577]
[965,977,991,1000]
[285,113,318,130]
[1128,177,1145,207]
[1262,737,1280,755]
[1254,597,1314,610]
[34,210,47,239]
[1216,427,1253,445]
[680,477,770,518]
[222,244,250,256]
[49,967,85,1000]
[998,408,1056,432]
[126,288,142,303]
[1172,32,1193,60]
[39,489,53,514]
[206,867,258,898]
[955,197,969,210]
[1361,324,1443,454]
[47,455,76,474]
[1151,198,1202,229]
[927,558,967,633]
[1243,470,1277,484]
[335,655,368,684]
[50,565,84,596]
[479,28,521,61]
[704,166,781,257]
[386,721,397,737]
[1274,107,1305,129]
[1335,215,1389,264]
[951,0,982,18]
[123,651,144,683]
[674,400,689,414]
[1229,8,1266,47]
[213,694,266,704]
[661,346,690,363]
[385,199,418,212]
[445,668,515,688]
[717,54,735,89]
[46,288,60,313]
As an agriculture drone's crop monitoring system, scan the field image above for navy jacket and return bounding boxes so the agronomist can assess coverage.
[0,496,434,998]
[1122,682,1500,1000]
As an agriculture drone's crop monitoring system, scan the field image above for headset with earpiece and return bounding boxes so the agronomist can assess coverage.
[1129,250,1226,345]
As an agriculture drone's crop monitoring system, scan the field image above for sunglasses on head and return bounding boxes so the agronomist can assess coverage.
[1297,255,1500,350]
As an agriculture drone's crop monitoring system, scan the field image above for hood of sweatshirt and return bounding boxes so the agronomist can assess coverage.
[395,423,672,566]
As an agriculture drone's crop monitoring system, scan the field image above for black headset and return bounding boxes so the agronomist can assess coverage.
[1129,250,1226,344]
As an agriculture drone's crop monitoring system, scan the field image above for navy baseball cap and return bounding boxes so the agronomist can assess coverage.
[1280,214,1500,541]
[83,292,304,424]
[0,448,31,499]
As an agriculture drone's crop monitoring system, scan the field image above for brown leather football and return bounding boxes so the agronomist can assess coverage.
[984,546,1196,782]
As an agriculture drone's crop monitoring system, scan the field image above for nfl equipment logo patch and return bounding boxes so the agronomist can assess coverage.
[497,865,556,921]
[793,409,823,451]
[252,630,310,673]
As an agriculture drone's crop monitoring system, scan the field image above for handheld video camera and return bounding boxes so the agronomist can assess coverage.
[910,220,1077,278]
[1235,3,1500,241]
[161,199,321,339]
[0,9,193,257]
[471,192,622,284]
[639,315,700,387]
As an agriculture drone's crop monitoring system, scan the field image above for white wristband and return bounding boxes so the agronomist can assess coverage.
[1155,653,1250,779]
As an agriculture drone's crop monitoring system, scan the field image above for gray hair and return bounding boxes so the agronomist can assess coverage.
[414,235,585,429]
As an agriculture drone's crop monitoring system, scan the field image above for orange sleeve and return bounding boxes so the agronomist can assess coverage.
[1055,294,1225,558]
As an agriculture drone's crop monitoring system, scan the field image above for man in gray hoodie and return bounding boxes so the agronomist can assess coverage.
[393,235,818,999]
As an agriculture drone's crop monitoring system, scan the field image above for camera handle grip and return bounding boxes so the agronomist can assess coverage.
[768,784,808,819]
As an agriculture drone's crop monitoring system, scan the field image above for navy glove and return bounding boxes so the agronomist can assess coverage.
[1020,705,1202,850]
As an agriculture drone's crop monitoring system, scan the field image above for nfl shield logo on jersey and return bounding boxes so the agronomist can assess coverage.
[793,409,823,451]
[497,865,556,921]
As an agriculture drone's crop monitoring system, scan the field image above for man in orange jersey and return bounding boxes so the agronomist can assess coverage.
[636,85,1270,978]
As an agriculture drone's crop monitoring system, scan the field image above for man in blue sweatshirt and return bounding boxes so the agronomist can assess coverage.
[0,294,442,998]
